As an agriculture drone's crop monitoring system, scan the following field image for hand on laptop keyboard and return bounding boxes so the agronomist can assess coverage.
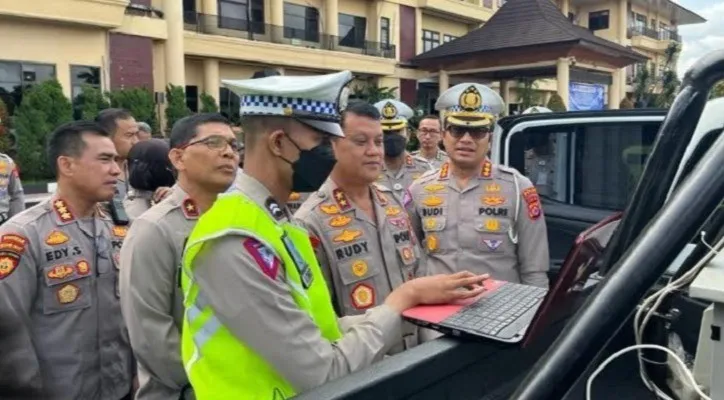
[385,271,490,312]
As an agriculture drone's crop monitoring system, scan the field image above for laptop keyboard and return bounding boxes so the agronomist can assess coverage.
[443,283,548,337]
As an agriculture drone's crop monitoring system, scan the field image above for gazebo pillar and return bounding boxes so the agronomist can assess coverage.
[439,70,450,93]
[500,80,511,115]
[556,57,570,110]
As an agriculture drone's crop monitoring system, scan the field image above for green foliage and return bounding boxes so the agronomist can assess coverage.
[406,104,426,151]
[200,92,219,113]
[109,87,158,132]
[710,80,724,100]
[165,84,191,133]
[73,84,110,120]
[633,42,681,108]
[0,98,11,155]
[351,85,397,104]
[619,97,635,109]
[517,79,541,110]
[547,93,566,112]
[14,80,73,180]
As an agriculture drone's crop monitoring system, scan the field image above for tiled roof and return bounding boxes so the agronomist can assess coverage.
[411,0,646,63]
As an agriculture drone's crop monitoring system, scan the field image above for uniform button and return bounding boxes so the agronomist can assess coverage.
[317,192,326,198]
[393,184,402,191]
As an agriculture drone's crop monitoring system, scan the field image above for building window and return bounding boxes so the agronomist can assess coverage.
[185,85,198,112]
[588,10,609,31]
[443,34,457,43]
[380,17,390,47]
[422,30,440,52]
[0,61,56,115]
[218,0,265,34]
[70,65,101,100]
[284,2,320,42]
[338,13,366,48]
[219,87,241,124]
[631,12,646,30]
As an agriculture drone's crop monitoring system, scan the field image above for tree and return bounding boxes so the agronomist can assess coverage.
[657,42,681,108]
[0,98,12,155]
[73,85,109,120]
[14,80,73,180]
[547,93,566,112]
[200,92,219,113]
[517,79,541,110]
[633,42,681,108]
[109,87,158,132]
[619,97,635,109]
[165,84,191,132]
[351,85,397,104]
[710,80,724,99]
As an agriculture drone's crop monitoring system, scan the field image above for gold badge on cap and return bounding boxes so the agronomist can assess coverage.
[459,85,483,111]
[381,102,398,119]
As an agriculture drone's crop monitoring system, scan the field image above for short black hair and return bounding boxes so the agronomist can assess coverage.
[169,113,230,149]
[341,100,381,129]
[47,121,110,176]
[95,108,133,137]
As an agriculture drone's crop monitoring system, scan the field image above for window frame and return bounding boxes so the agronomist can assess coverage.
[380,17,390,47]
[588,10,610,31]
[218,0,265,34]
[283,2,320,42]
[443,34,457,43]
[422,29,440,52]
[338,12,367,48]
[70,64,101,100]
[0,60,56,115]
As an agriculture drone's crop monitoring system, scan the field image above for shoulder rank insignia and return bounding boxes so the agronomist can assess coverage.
[332,188,352,212]
[319,204,340,215]
[112,226,127,238]
[288,192,301,201]
[439,162,450,180]
[182,198,200,219]
[480,160,492,178]
[45,230,70,246]
[53,199,74,223]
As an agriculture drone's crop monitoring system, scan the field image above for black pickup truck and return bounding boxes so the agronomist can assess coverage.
[295,50,724,399]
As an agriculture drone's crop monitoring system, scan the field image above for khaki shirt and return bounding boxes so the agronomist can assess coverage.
[407,160,550,288]
[0,197,133,399]
[294,178,425,352]
[377,153,432,202]
[124,188,153,221]
[191,171,402,393]
[0,153,24,223]
[411,149,449,169]
[286,191,311,215]
[120,185,200,400]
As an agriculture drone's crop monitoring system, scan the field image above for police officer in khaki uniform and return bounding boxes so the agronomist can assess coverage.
[411,114,448,168]
[120,113,239,400]
[295,101,424,353]
[0,152,25,224]
[180,71,488,396]
[373,100,432,202]
[0,121,134,399]
[407,83,550,288]
[96,108,140,200]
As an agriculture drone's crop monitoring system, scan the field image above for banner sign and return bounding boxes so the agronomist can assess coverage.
[569,82,605,111]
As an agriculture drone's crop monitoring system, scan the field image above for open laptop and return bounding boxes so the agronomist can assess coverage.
[403,213,621,346]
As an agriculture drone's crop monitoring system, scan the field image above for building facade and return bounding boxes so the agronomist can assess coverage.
[0,0,704,121]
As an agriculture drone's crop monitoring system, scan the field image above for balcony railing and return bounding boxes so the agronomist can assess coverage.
[627,26,681,42]
[183,12,397,59]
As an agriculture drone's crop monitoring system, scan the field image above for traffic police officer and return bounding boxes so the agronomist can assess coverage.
[0,120,134,399]
[0,152,25,224]
[411,114,448,168]
[120,113,239,400]
[373,99,432,202]
[179,71,488,399]
[407,83,550,288]
[295,101,424,353]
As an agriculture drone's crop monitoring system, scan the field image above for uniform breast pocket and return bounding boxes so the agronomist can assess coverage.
[421,216,450,254]
[338,257,380,312]
[474,218,511,253]
[41,264,92,315]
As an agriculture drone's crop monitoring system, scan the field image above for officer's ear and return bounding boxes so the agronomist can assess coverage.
[267,129,287,157]
[168,148,185,172]
[56,155,76,177]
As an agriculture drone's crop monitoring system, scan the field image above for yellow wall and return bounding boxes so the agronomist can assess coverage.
[285,0,324,12]
[575,0,621,43]
[630,3,673,26]
[0,17,108,98]
[185,58,204,88]
[421,13,471,39]
[339,0,368,17]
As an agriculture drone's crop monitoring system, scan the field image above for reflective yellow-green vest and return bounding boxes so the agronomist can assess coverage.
[181,192,342,399]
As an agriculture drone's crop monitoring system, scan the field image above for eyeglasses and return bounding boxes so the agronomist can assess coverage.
[418,128,441,137]
[447,126,492,141]
[181,135,240,152]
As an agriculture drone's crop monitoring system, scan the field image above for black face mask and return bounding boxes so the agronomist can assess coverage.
[283,134,337,192]
[384,134,407,157]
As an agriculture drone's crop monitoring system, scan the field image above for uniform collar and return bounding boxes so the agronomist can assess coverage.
[165,184,201,220]
[234,171,291,222]
[48,195,110,226]
[321,178,392,227]
[437,159,493,181]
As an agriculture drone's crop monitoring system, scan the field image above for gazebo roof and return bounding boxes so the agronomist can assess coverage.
[411,0,647,71]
